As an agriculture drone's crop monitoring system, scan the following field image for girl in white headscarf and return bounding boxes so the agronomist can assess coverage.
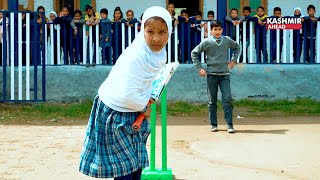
[79,6,172,179]
[48,11,58,64]
[293,7,303,63]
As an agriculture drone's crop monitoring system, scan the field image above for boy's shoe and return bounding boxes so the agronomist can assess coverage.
[210,126,218,132]
[227,125,235,133]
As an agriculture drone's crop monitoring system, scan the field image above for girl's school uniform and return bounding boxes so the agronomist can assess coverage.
[54,15,73,64]
[49,11,58,65]
[125,18,138,48]
[85,12,100,64]
[71,18,86,64]
[79,95,150,178]
[99,18,112,64]
[79,6,172,178]
[112,18,127,63]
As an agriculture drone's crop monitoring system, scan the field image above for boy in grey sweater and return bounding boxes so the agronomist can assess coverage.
[191,20,240,133]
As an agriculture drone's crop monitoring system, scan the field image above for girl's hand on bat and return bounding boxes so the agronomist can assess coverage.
[149,98,155,104]
[142,103,152,119]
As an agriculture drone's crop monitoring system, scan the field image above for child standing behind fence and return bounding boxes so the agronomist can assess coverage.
[238,6,252,63]
[71,10,86,64]
[302,4,317,63]
[112,7,126,62]
[225,8,241,41]
[191,20,240,133]
[293,7,303,63]
[54,5,73,65]
[178,9,191,63]
[190,10,204,51]
[270,7,284,63]
[99,8,112,64]
[85,4,100,66]
[125,10,138,48]
[204,10,215,38]
[49,11,58,65]
[253,6,268,63]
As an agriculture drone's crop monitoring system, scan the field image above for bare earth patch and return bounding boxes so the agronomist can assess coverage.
[0,115,320,180]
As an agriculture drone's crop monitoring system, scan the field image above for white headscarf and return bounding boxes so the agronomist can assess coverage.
[98,6,172,112]
[294,7,304,17]
[49,11,57,29]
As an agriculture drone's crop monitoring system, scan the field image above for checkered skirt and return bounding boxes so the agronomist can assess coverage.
[79,95,150,178]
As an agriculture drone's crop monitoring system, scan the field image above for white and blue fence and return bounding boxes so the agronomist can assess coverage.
[1,10,46,102]
[1,11,320,102]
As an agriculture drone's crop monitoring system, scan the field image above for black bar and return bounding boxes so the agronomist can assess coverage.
[2,12,8,101]
[41,14,46,102]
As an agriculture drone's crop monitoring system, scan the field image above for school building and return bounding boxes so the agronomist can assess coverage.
[1,0,319,20]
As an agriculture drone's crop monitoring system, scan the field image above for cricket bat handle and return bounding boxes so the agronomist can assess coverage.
[132,101,151,131]
[132,114,145,131]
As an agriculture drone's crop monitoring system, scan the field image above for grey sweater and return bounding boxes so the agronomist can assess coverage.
[191,36,240,74]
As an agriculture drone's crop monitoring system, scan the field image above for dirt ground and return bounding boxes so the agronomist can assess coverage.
[0,115,320,180]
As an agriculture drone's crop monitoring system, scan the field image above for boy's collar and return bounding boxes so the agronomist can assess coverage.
[211,36,222,42]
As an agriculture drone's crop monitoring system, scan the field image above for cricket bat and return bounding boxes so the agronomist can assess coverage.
[132,62,180,131]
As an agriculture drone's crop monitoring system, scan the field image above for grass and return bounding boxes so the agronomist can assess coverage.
[234,98,320,114]
[0,98,320,124]
[0,99,93,124]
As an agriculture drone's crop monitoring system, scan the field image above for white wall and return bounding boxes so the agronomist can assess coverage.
[203,0,217,19]
[268,0,318,16]
[96,0,166,21]
[18,0,53,15]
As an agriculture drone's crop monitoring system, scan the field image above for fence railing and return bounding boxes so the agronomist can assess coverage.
[224,17,320,64]
[1,11,46,102]
[1,12,320,67]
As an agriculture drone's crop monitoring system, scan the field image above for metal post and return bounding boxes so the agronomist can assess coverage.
[8,0,18,11]
[150,103,157,171]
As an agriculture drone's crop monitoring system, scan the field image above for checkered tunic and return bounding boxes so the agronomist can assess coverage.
[79,96,150,178]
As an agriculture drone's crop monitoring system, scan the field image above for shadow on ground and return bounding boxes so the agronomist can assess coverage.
[235,129,289,134]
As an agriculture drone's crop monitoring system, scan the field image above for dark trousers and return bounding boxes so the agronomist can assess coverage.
[114,169,142,180]
[305,38,316,63]
[112,42,122,64]
[0,43,2,66]
[73,39,83,65]
[239,39,250,63]
[255,38,268,63]
[271,40,283,62]
[61,41,71,65]
[293,34,303,63]
[207,75,233,127]
[101,46,111,64]
[179,42,189,63]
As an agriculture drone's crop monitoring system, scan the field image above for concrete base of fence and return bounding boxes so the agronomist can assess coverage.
[1,64,320,102]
